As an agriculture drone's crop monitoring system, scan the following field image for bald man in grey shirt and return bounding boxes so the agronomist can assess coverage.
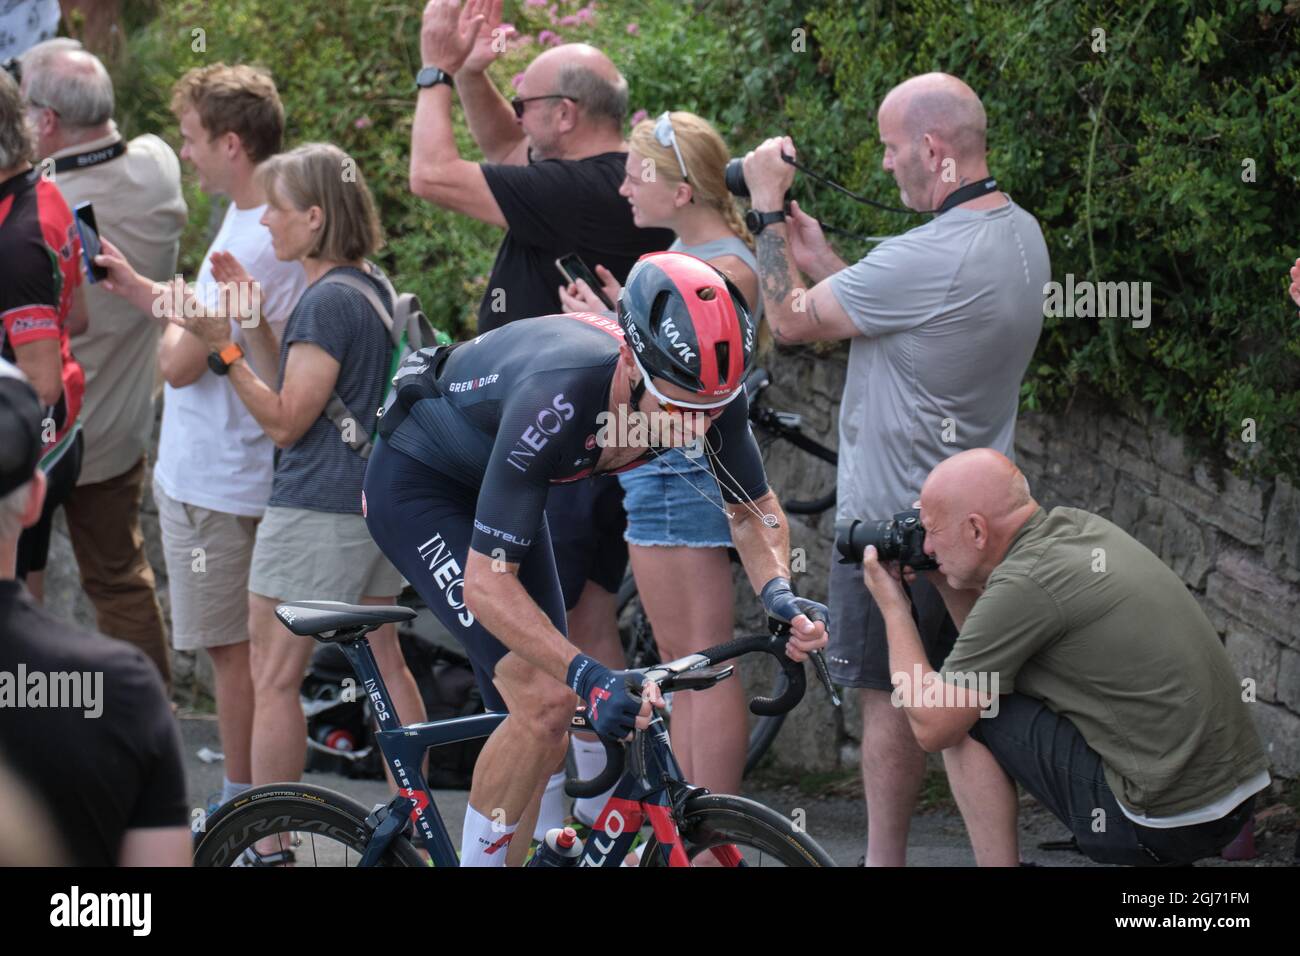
[741,72,1049,866]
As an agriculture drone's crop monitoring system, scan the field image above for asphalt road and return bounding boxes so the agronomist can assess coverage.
[180,711,1185,867]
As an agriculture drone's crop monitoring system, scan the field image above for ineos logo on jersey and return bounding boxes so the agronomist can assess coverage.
[660,317,697,363]
[416,533,474,627]
[506,393,576,472]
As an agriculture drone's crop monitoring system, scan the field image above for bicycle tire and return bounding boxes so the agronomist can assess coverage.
[617,570,787,774]
[639,793,834,867]
[193,783,425,867]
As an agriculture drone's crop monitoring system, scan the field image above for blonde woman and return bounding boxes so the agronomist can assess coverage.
[560,111,763,809]
[107,143,427,863]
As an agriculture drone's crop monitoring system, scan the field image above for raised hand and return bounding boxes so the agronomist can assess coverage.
[460,0,507,75]
[420,0,488,76]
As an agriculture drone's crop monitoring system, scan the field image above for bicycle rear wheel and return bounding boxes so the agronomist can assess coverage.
[193,783,425,867]
[639,793,834,867]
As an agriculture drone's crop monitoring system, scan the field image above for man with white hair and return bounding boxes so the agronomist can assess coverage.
[861,448,1269,866]
[20,38,186,688]
[741,72,1050,865]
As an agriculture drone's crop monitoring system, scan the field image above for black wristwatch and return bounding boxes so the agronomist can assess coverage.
[416,66,454,90]
[745,209,785,236]
[207,342,243,376]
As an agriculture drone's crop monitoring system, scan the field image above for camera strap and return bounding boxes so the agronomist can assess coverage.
[52,139,126,173]
[781,149,999,242]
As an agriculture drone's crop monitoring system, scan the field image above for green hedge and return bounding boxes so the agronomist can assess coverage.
[114,0,1300,479]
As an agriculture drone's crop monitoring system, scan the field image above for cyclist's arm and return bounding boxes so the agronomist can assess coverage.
[461,376,587,681]
[463,550,578,685]
[728,488,791,595]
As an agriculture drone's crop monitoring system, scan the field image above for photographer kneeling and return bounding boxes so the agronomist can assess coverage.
[858,448,1269,866]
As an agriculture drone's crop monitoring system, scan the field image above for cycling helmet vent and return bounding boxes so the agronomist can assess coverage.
[696,286,717,301]
[649,289,673,336]
[715,342,731,384]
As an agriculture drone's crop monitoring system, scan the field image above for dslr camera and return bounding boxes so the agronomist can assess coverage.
[724,156,791,201]
[834,508,937,570]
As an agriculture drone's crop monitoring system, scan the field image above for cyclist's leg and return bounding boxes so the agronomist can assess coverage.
[364,442,573,865]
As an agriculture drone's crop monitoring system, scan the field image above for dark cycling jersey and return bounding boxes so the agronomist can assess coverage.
[377,312,768,565]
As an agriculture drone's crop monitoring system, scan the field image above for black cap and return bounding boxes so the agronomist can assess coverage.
[0,360,44,496]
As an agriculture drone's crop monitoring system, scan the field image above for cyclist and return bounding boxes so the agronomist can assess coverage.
[363,251,829,867]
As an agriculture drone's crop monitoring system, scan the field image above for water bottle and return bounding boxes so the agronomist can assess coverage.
[312,725,356,753]
[527,827,584,867]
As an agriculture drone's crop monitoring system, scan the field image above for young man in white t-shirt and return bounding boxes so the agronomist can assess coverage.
[96,65,307,811]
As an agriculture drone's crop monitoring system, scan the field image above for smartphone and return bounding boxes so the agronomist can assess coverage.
[73,201,109,283]
[555,253,615,310]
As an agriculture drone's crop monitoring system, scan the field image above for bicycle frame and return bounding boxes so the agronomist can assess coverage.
[335,634,709,867]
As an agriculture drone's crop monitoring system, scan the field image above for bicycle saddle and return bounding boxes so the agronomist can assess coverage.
[275,601,416,639]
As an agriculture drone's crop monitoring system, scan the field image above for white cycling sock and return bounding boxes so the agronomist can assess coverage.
[460,804,516,867]
[533,771,568,842]
[220,778,250,805]
[572,736,617,826]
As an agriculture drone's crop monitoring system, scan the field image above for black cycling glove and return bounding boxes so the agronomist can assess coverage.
[566,654,645,742]
[760,576,830,628]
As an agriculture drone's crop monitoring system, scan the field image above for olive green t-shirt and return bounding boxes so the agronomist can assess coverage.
[940,506,1268,817]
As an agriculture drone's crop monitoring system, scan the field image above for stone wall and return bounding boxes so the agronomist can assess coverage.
[745,346,1300,779]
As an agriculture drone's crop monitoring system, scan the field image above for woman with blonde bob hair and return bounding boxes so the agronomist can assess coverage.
[158,142,427,862]
[560,111,764,820]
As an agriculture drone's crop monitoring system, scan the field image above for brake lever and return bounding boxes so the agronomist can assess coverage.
[809,649,841,707]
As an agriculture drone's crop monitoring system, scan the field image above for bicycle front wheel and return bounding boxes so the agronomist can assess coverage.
[193,783,425,867]
[639,793,835,867]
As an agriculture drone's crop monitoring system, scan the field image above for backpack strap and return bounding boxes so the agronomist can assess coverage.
[317,266,396,460]
[318,268,399,345]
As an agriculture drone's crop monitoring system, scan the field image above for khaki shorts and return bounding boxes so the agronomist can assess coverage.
[248,505,405,604]
[154,479,259,651]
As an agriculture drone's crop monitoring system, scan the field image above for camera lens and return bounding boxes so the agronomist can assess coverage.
[724,158,750,198]
[834,517,898,564]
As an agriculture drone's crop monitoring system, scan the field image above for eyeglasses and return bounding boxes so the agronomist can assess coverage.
[511,94,576,119]
[654,112,691,184]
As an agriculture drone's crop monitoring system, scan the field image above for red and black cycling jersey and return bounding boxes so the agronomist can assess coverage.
[0,168,85,453]
[377,312,768,564]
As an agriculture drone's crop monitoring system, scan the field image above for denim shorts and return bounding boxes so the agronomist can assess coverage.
[619,448,734,548]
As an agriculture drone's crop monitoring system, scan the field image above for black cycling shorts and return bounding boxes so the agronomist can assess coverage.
[362,439,567,713]
[545,477,628,611]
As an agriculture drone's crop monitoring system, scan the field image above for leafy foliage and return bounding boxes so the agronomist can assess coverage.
[115,0,1300,478]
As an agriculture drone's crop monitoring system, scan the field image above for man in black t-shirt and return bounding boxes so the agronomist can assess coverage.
[411,4,672,332]
[0,359,190,866]
[410,1,673,842]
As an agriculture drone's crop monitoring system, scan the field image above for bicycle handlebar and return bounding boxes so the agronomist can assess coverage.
[565,620,837,797]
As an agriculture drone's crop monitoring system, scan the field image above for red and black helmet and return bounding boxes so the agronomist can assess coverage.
[616,251,756,401]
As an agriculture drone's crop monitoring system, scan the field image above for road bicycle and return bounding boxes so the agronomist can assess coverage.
[194,600,838,867]
[618,365,840,775]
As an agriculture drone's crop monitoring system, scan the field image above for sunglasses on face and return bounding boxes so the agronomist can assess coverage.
[633,356,742,415]
[511,94,576,119]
